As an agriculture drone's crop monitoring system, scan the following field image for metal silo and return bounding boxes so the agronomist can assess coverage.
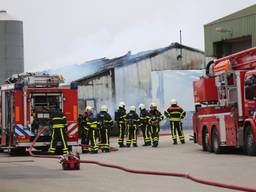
[0,10,24,84]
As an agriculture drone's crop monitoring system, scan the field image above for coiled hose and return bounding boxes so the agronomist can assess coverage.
[29,128,256,192]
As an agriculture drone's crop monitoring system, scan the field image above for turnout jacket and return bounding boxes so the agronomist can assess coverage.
[51,110,67,129]
[87,113,98,129]
[149,109,163,125]
[97,111,113,130]
[139,109,151,125]
[115,107,126,123]
[126,111,139,127]
[164,105,186,122]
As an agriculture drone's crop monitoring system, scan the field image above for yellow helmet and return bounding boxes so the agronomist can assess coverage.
[130,105,136,111]
[100,105,108,112]
[85,106,93,112]
[150,102,157,108]
[139,103,145,110]
[119,101,126,108]
[171,99,177,105]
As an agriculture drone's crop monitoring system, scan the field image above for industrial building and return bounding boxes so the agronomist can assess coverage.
[76,42,205,121]
[0,10,24,84]
[204,4,256,58]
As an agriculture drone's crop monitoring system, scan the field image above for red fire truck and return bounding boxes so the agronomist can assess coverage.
[0,73,79,155]
[193,48,256,155]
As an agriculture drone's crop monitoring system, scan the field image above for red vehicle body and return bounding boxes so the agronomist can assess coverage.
[193,48,256,155]
[0,73,78,155]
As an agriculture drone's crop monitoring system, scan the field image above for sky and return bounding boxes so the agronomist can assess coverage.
[1,0,255,72]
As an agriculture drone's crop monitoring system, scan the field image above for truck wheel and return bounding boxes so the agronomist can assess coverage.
[202,128,212,152]
[245,127,256,156]
[212,128,221,154]
[10,147,26,156]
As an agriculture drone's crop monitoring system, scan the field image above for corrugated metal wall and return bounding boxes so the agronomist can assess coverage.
[115,48,205,110]
[205,13,256,57]
[151,48,205,70]
[78,47,205,117]
[115,59,152,109]
[78,69,115,115]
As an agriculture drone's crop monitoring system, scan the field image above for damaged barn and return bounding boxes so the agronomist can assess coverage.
[76,42,205,130]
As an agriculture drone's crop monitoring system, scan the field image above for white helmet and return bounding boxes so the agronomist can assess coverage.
[100,105,108,112]
[171,99,177,105]
[119,101,126,108]
[139,103,145,110]
[85,106,93,112]
[150,102,157,108]
[130,105,136,111]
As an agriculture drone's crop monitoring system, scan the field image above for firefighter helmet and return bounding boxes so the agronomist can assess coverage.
[119,101,126,108]
[171,99,177,105]
[139,103,145,110]
[85,106,93,112]
[150,102,157,110]
[100,105,108,112]
[130,105,136,111]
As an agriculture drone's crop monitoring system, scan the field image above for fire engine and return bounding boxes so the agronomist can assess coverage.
[0,73,79,155]
[193,48,256,155]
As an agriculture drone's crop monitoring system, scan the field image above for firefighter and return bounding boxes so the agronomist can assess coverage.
[80,107,89,153]
[149,103,163,147]
[115,101,127,147]
[97,105,113,152]
[126,105,139,147]
[139,103,151,146]
[164,99,186,144]
[78,114,83,138]
[86,106,99,153]
[31,111,40,134]
[48,108,68,154]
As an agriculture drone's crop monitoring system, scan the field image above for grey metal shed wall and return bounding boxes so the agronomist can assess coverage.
[205,13,256,57]
[151,48,205,71]
[0,20,24,84]
[78,70,115,115]
[114,48,205,109]
[115,59,152,108]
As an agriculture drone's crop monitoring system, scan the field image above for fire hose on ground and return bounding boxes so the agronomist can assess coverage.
[28,128,256,192]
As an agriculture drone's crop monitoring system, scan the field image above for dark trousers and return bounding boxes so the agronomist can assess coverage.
[49,128,68,153]
[126,124,137,146]
[141,124,151,144]
[81,127,89,152]
[151,125,160,145]
[85,128,98,152]
[170,121,185,143]
[118,123,126,146]
[100,128,110,151]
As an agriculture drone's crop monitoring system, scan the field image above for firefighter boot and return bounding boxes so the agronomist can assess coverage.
[173,140,178,145]
[152,142,158,147]
[119,143,126,148]
[181,140,185,144]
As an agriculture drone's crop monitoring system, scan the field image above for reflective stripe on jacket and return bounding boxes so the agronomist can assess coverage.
[164,105,186,122]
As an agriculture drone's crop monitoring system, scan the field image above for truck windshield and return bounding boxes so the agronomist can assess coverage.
[245,75,256,100]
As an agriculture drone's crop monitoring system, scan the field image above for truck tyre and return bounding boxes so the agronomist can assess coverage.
[245,127,256,156]
[202,128,212,152]
[212,128,221,154]
[10,147,26,156]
